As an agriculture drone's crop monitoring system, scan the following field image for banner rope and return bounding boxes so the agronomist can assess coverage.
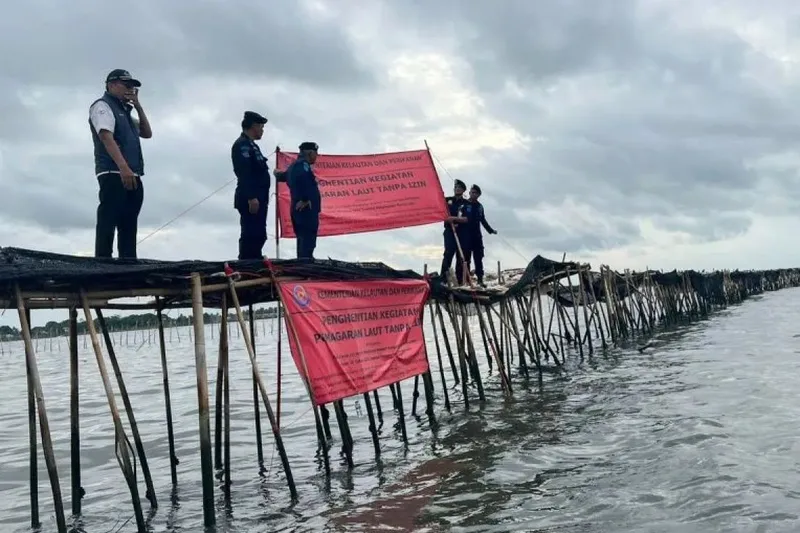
[137,149,278,246]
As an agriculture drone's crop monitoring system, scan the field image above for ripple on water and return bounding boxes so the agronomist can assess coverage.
[3,289,800,531]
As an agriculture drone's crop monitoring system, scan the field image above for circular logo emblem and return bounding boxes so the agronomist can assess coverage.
[291,284,311,308]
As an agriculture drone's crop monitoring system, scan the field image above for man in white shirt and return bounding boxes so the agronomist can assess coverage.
[89,69,152,259]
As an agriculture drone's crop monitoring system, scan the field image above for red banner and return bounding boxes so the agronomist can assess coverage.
[275,149,447,238]
[278,279,431,405]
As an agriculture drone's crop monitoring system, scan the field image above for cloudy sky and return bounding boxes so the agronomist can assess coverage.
[4,0,800,325]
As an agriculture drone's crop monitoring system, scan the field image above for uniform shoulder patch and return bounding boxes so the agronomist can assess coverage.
[302,162,310,171]
[240,145,251,158]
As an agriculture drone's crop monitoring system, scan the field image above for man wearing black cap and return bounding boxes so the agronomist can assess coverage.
[231,111,271,260]
[463,184,498,287]
[89,69,152,259]
[440,179,470,285]
[286,142,321,259]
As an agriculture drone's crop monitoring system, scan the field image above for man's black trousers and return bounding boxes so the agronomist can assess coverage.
[95,174,144,259]
[238,201,268,260]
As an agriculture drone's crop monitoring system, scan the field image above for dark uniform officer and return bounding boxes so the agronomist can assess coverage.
[287,142,321,259]
[463,184,497,287]
[440,179,470,285]
[231,111,270,260]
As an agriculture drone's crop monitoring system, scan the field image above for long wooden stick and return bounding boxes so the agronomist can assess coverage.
[16,287,66,533]
[68,307,82,515]
[79,291,144,532]
[190,273,216,527]
[227,278,298,499]
[155,299,178,486]
[96,308,157,508]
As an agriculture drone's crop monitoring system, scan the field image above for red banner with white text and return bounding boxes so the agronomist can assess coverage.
[278,279,431,405]
[275,149,447,238]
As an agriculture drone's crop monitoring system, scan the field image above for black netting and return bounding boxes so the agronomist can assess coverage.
[428,255,582,304]
[0,247,422,308]
[2,247,798,309]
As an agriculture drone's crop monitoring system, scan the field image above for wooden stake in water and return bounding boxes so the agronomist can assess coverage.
[25,309,38,530]
[190,273,216,527]
[224,307,232,495]
[427,300,451,411]
[80,293,144,532]
[249,304,264,468]
[96,309,157,508]
[214,297,227,471]
[69,307,83,515]
[214,294,231,495]
[16,292,66,533]
[228,279,298,499]
[156,299,178,486]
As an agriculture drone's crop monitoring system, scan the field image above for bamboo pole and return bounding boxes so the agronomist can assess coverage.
[17,294,67,532]
[24,307,38,529]
[156,299,178,486]
[428,300,451,411]
[96,309,157,508]
[363,392,381,458]
[446,297,471,409]
[223,304,231,495]
[249,305,264,468]
[214,295,229,472]
[79,291,144,532]
[577,266,594,356]
[69,307,82,515]
[190,273,216,527]
[227,279,298,498]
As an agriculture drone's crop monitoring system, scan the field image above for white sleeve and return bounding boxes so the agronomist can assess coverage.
[89,101,115,133]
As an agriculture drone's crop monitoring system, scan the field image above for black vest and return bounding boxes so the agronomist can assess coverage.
[89,92,144,176]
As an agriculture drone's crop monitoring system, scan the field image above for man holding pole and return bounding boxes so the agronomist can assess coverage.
[440,179,469,285]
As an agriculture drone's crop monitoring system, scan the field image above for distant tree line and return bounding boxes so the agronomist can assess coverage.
[0,306,280,341]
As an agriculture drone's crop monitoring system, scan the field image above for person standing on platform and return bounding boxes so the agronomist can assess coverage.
[463,184,497,287]
[231,111,271,260]
[90,69,152,259]
[287,142,321,260]
[440,179,469,285]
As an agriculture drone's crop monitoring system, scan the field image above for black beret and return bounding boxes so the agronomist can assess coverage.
[299,142,319,151]
[454,179,466,190]
[242,111,267,128]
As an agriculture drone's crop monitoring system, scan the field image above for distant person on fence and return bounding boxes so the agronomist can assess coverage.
[231,111,271,260]
[287,142,321,260]
[440,179,469,285]
[463,184,497,287]
[89,69,152,259]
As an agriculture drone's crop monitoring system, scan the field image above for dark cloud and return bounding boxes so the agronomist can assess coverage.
[379,0,800,253]
[0,0,373,90]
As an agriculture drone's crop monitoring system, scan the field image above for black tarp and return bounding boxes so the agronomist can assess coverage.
[0,247,796,309]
